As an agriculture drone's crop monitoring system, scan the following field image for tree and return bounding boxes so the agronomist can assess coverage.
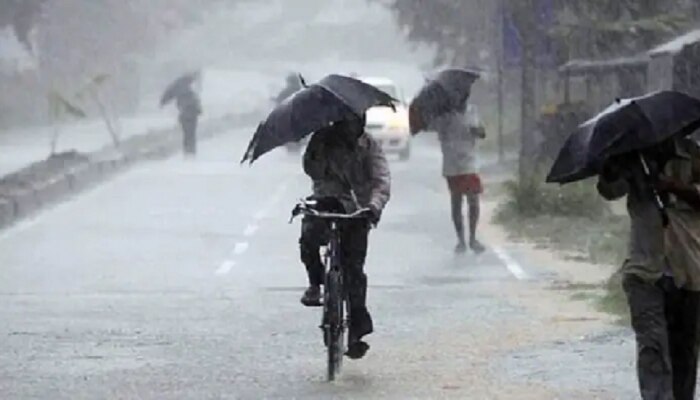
[375,0,541,175]
[375,0,699,176]
[47,89,86,155]
[551,0,696,60]
[75,74,122,149]
[0,0,46,51]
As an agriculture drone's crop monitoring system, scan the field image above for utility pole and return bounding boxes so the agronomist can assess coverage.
[496,0,505,163]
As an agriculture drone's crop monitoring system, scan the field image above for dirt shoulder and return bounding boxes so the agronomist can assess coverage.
[449,198,633,399]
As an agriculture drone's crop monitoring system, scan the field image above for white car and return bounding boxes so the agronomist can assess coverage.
[359,77,412,160]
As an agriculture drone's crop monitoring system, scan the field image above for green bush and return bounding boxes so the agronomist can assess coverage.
[495,172,610,221]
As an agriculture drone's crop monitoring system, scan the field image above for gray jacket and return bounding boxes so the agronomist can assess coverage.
[303,129,391,219]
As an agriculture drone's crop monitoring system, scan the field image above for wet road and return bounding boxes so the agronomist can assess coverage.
[0,128,639,399]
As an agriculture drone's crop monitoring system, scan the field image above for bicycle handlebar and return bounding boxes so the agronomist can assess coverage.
[289,199,372,224]
[299,207,371,220]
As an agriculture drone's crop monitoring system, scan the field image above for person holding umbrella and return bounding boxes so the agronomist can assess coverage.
[598,138,700,400]
[410,68,486,254]
[547,91,700,400]
[299,112,390,359]
[161,71,203,156]
[241,74,394,360]
[273,72,303,105]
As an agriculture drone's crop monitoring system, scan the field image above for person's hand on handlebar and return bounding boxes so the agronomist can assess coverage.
[360,205,380,225]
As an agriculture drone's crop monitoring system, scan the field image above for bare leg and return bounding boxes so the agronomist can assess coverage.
[467,193,485,253]
[450,192,467,252]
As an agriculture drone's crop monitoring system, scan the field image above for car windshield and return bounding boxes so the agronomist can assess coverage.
[373,84,398,99]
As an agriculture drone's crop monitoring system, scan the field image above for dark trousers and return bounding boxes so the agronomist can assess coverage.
[623,274,700,400]
[179,116,198,155]
[299,217,372,338]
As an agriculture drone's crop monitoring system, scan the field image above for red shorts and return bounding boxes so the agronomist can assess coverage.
[446,174,483,195]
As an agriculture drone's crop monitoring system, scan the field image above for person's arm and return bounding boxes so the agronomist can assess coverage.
[655,177,700,210]
[597,162,630,201]
[367,138,391,221]
[303,130,328,179]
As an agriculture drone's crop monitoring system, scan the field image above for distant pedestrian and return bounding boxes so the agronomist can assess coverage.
[430,100,486,254]
[176,87,202,156]
[160,71,203,156]
[274,73,305,154]
[409,68,483,254]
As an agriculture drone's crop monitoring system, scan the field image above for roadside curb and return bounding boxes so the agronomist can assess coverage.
[0,109,264,231]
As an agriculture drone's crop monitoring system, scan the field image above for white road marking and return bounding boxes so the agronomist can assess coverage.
[243,224,258,237]
[214,181,292,276]
[215,260,236,275]
[252,209,268,221]
[233,242,249,255]
[252,182,291,221]
[492,245,529,280]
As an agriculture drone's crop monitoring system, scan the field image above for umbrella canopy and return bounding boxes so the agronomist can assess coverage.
[409,68,480,134]
[241,74,396,164]
[160,72,199,107]
[546,91,700,184]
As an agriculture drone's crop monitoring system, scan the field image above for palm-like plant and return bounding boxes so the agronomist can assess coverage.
[76,73,121,148]
[47,89,86,155]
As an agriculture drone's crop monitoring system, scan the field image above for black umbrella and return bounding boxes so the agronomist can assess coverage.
[241,74,396,164]
[546,91,700,184]
[409,68,480,134]
[160,72,199,107]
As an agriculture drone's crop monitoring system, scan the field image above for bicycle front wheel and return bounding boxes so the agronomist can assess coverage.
[324,269,344,381]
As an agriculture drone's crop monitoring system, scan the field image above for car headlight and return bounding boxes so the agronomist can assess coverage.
[386,117,408,132]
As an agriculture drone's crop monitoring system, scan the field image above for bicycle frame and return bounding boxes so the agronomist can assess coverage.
[322,220,348,380]
[324,221,351,326]
[290,198,370,381]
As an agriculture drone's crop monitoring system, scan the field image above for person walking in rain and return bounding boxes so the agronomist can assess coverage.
[160,71,203,156]
[274,73,303,105]
[430,96,486,254]
[299,113,391,360]
[598,137,700,400]
[275,73,305,153]
[177,86,202,156]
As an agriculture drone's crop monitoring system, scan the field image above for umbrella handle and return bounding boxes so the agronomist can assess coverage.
[639,154,670,227]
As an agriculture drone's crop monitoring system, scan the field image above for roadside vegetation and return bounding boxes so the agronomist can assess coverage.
[493,170,629,319]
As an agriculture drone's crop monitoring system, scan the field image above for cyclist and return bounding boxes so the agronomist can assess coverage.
[299,113,391,359]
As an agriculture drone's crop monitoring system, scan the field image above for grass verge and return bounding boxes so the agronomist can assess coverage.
[493,175,630,320]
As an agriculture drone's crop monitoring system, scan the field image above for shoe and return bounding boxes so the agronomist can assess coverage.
[455,241,467,254]
[345,340,370,359]
[300,285,322,307]
[470,239,485,254]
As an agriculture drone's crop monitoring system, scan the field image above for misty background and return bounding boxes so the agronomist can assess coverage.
[0,0,433,130]
[2,0,700,172]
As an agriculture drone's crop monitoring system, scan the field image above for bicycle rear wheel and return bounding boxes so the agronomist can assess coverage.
[324,269,344,381]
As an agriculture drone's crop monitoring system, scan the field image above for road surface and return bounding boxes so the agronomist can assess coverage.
[0,127,640,399]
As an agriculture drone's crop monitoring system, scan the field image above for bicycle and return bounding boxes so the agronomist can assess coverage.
[290,197,371,381]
